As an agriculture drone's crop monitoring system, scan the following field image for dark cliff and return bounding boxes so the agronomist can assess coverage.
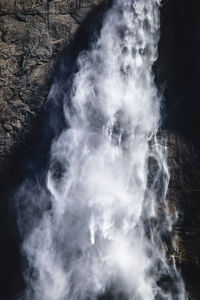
[158,1,200,298]
[1,0,200,299]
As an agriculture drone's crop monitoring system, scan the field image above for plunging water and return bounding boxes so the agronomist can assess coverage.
[17,0,187,299]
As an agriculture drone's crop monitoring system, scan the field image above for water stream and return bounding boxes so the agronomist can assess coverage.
[17,1,187,299]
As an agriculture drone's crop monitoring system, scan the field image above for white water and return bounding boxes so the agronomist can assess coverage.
[17,0,187,299]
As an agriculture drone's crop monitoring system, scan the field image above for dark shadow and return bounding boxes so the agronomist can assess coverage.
[155,1,200,298]
[156,0,200,152]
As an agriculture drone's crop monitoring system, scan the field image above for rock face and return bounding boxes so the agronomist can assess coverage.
[0,0,105,182]
[167,133,200,300]
[157,1,200,298]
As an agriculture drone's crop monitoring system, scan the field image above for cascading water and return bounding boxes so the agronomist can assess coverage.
[17,0,188,299]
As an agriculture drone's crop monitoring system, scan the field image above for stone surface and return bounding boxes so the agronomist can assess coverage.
[0,0,104,181]
[166,133,200,300]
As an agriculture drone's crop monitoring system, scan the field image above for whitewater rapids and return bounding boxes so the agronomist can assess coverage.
[17,0,187,299]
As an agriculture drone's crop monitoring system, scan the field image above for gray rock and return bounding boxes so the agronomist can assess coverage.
[0,0,104,176]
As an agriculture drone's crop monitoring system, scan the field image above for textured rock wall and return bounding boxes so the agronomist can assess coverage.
[0,0,104,181]
[167,133,200,300]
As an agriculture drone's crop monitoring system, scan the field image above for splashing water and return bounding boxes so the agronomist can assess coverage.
[17,0,188,299]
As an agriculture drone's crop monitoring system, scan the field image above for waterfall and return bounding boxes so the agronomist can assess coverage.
[17,0,187,299]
